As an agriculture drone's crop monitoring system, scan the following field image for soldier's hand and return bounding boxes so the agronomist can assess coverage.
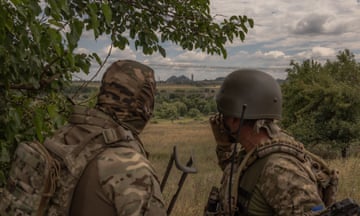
[209,113,232,146]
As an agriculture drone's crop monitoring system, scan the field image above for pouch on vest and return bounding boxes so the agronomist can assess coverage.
[0,141,60,216]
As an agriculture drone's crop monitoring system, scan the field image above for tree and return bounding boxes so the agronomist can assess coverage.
[173,101,188,117]
[281,49,360,156]
[154,102,179,119]
[0,0,254,183]
[187,108,201,118]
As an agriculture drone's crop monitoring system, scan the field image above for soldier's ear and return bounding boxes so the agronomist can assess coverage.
[223,117,240,132]
[233,117,242,128]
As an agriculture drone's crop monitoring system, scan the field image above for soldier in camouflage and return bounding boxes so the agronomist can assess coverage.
[44,59,166,215]
[204,69,338,216]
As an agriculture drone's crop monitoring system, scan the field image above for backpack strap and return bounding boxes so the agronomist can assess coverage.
[233,148,255,211]
[45,105,139,177]
[102,126,134,144]
[44,125,135,172]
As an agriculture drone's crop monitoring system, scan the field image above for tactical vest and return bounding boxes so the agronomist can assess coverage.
[204,132,339,216]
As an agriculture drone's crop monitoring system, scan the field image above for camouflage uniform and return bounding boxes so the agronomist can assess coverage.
[216,131,327,216]
[48,60,166,215]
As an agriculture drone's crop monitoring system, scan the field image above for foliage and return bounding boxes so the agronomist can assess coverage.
[154,89,217,119]
[281,49,360,152]
[0,0,253,184]
[187,108,202,118]
[155,102,179,119]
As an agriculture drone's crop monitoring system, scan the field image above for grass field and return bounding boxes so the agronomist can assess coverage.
[140,119,360,216]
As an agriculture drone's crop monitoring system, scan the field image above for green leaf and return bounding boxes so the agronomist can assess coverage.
[92,53,102,65]
[47,104,58,119]
[48,19,64,28]
[158,46,166,57]
[220,46,227,59]
[34,108,44,142]
[58,0,70,16]
[239,31,245,41]
[48,0,61,20]
[248,18,254,28]
[101,3,112,25]
[87,3,100,38]
[66,19,84,50]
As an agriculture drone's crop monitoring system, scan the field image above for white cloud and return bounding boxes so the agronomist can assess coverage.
[143,55,174,66]
[311,46,336,57]
[263,51,286,58]
[74,47,90,54]
[175,51,208,62]
[105,46,136,61]
[296,51,311,59]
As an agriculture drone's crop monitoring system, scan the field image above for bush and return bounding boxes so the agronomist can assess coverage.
[188,108,201,118]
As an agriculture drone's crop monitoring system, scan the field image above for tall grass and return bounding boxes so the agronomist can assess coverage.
[140,119,360,216]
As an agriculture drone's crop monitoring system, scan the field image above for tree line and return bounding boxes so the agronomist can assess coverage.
[154,89,217,120]
[281,49,360,157]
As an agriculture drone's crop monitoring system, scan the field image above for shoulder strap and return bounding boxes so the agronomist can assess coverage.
[233,136,306,214]
[236,155,271,214]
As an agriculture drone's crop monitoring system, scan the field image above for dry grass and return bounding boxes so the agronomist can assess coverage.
[140,120,360,216]
[328,157,360,201]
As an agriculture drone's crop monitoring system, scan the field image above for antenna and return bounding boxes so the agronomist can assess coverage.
[228,104,247,216]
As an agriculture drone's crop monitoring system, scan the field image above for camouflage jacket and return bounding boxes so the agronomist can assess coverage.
[45,106,166,216]
[215,132,337,216]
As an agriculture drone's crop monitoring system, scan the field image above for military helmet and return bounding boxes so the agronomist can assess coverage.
[216,69,282,120]
[96,59,156,134]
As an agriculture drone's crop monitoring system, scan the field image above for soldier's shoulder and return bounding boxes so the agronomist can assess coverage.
[261,152,315,181]
[97,147,155,176]
[265,152,308,168]
[96,147,161,203]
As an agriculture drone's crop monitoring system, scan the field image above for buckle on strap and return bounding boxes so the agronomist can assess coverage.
[102,126,134,144]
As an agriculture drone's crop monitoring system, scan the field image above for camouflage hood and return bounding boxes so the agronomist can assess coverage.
[96,59,156,134]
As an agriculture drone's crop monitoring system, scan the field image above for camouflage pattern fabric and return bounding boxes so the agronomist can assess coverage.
[97,147,166,216]
[211,126,337,215]
[244,153,324,215]
[0,141,60,216]
[96,59,156,135]
[44,106,166,215]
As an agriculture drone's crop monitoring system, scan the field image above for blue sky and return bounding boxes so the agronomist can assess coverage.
[76,0,360,81]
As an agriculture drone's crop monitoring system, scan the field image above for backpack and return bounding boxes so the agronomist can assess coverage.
[205,133,339,216]
[0,141,60,216]
[0,106,137,216]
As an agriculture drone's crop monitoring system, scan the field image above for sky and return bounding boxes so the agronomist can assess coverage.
[76,0,360,81]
